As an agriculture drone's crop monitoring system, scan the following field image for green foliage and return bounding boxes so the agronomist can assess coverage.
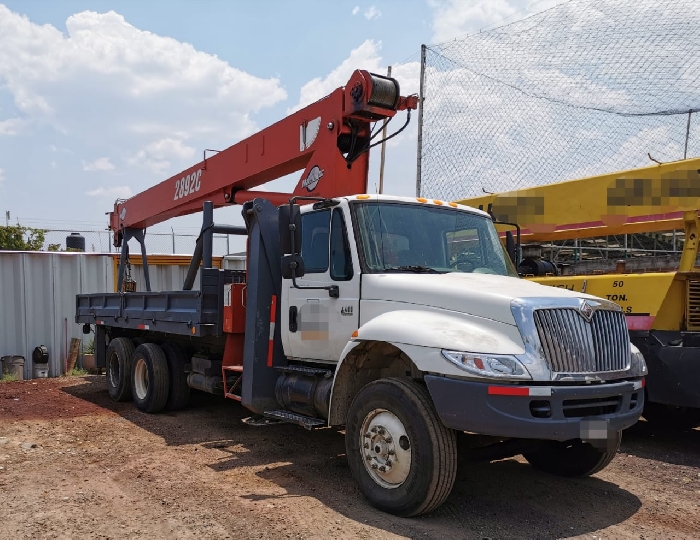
[82,338,95,355]
[0,373,20,383]
[0,224,47,251]
[47,244,61,251]
[64,368,88,377]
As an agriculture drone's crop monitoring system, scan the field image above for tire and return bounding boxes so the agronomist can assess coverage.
[106,337,135,402]
[345,378,457,517]
[523,431,622,477]
[130,343,170,413]
[160,342,191,411]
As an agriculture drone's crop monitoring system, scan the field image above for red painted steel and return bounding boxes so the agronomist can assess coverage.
[267,295,277,367]
[109,70,417,246]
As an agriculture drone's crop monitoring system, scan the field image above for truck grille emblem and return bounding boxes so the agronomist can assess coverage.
[580,300,594,321]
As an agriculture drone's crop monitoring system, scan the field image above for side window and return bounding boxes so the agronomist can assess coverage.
[330,209,353,281]
[301,210,330,273]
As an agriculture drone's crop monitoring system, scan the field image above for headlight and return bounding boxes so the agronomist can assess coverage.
[629,343,648,377]
[441,350,532,380]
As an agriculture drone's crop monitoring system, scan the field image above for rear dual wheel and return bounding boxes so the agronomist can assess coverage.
[131,343,170,413]
[160,342,190,411]
[106,338,134,402]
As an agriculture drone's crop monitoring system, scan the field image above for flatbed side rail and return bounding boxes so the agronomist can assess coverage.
[76,289,220,337]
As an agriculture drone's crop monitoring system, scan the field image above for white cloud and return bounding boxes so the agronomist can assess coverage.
[429,0,564,43]
[364,6,382,20]
[127,138,196,174]
[0,117,25,135]
[0,167,5,182]
[82,157,115,171]
[86,186,133,198]
[352,6,360,15]
[50,145,72,154]
[0,5,287,190]
[289,39,384,113]
[288,41,422,198]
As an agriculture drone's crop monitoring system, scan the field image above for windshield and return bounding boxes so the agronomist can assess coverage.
[353,202,518,276]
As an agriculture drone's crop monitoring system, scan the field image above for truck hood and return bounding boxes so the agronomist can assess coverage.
[361,272,594,326]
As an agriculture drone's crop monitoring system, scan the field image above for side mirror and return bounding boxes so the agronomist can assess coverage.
[281,254,306,279]
[279,204,302,255]
[505,230,517,265]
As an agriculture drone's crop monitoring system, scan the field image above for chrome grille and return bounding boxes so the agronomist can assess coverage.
[534,308,629,373]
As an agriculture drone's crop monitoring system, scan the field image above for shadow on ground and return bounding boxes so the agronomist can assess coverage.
[61,376,644,539]
[622,419,700,468]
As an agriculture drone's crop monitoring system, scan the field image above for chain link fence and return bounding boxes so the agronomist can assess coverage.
[40,229,237,256]
[417,0,700,201]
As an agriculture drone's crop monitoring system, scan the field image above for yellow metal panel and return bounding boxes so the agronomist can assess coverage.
[530,273,678,329]
[109,254,224,292]
[456,158,700,241]
[654,277,685,331]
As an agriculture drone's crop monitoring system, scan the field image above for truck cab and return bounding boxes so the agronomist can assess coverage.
[275,194,646,514]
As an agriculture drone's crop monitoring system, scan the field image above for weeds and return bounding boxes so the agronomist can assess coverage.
[0,373,20,383]
[64,368,88,377]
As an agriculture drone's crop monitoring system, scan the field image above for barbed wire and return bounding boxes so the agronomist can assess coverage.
[418,0,700,201]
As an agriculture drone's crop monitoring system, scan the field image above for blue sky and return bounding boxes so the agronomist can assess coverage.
[0,0,560,243]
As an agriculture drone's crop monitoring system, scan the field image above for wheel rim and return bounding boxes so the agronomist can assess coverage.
[359,408,412,489]
[108,353,120,388]
[134,357,149,400]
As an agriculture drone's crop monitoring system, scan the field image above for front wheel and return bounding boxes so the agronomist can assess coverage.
[523,431,622,477]
[345,378,457,517]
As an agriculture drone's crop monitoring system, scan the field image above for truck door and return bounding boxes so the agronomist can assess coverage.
[282,206,360,362]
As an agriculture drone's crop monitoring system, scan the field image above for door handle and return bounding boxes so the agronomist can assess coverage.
[289,306,298,332]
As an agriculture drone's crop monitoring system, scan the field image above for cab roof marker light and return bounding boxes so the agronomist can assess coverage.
[356,194,371,200]
[416,197,428,203]
[448,202,458,208]
[433,199,444,205]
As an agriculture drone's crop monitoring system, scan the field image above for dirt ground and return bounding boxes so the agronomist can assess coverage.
[0,376,698,540]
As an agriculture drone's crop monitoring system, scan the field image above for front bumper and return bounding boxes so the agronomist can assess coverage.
[425,375,644,441]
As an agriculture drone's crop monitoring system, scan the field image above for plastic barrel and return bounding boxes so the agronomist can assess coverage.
[66,232,86,252]
[33,363,49,378]
[1,356,25,381]
[32,345,49,364]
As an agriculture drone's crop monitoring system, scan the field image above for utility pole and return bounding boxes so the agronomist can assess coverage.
[5,211,9,227]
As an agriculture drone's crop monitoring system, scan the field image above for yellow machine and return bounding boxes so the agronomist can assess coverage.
[457,158,700,421]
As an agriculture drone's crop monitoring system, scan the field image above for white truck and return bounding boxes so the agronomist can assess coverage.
[76,71,646,517]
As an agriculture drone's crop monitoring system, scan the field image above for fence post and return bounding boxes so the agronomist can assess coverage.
[684,110,692,160]
[415,44,427,197]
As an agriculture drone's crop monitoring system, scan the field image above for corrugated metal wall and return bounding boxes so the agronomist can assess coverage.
[0,251,228,378]
[0,252,113,379]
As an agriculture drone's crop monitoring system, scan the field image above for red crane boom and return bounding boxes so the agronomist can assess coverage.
[110,70,417,246]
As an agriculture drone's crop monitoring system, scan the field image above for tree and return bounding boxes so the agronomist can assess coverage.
[0,224,47,251]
